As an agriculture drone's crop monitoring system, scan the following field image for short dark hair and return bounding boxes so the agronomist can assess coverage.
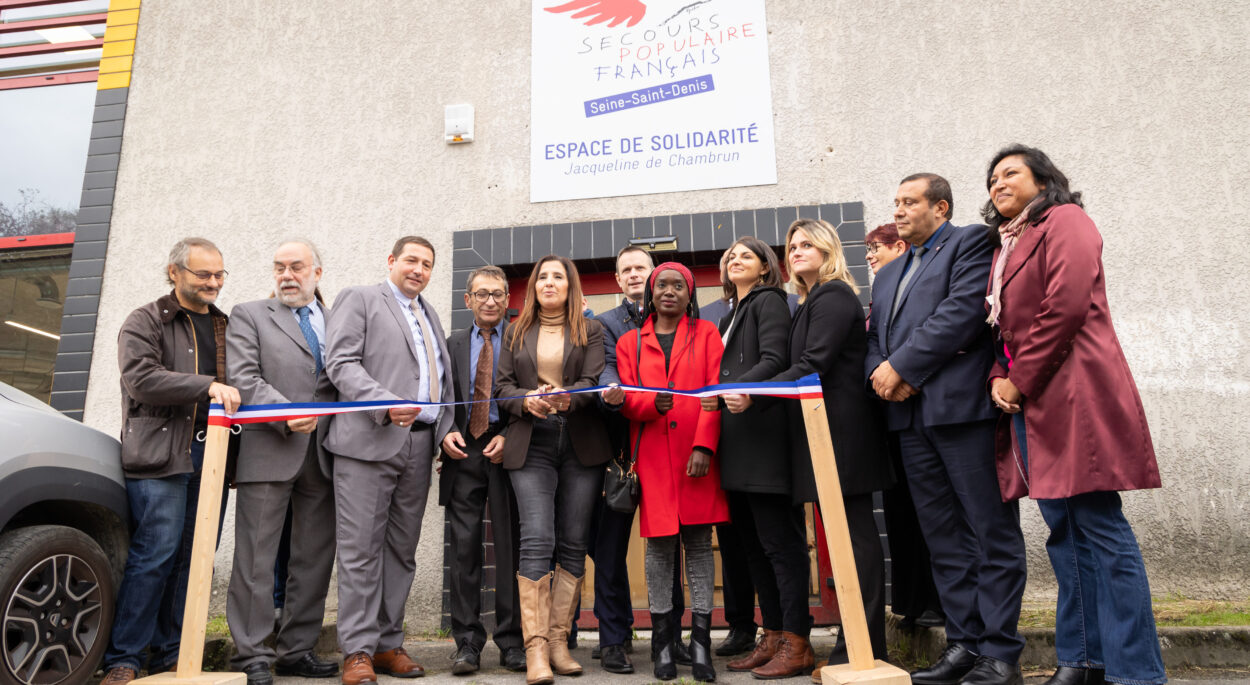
[615,245,653,272]
[899,172,954,219]
[980,144,1083,239]
[464,265,508,292]
[391,236,436,263]
[721,236,784,302]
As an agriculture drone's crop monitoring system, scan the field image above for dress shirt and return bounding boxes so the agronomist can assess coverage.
[470,320,506,425]
[386,279,446,424]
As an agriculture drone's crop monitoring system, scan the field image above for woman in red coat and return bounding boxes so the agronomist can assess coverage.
[982,145,1164,685]
[612,261,726,682]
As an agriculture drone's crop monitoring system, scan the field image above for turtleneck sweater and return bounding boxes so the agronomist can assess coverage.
[537,309,566,390]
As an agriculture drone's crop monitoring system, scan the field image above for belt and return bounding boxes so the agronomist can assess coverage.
[410,421,433,432]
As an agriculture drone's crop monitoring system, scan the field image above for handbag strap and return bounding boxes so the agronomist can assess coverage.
[627,327,644,470]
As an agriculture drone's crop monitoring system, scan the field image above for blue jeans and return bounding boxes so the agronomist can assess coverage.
[105,441,217,672]
[1013,414,1166,685]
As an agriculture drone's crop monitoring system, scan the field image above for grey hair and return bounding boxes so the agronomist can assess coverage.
[166,237,221,285]
[277,238,323,268]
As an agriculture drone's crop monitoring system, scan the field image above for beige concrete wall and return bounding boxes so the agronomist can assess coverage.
[85,1,1250,628]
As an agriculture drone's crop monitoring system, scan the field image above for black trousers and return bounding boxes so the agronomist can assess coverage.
[843,493,888,659]
[881,435,943,619]
[716,521,757,631]
[728,491,811,636]
[446,434,523,651]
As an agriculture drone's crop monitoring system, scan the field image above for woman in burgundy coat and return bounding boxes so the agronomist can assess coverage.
[612,262,726,682]
[982,145,1165,685]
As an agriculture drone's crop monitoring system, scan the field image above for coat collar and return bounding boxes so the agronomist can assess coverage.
[264,297,328,359]
[639,315,694,377]
[157,289,226,324]
[1000,206,1057,289]
[890,222,957,319]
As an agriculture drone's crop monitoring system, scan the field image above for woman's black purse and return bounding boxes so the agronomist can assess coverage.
[603,330,643,513]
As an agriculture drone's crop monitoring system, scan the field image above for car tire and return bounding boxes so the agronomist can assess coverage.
[0,526,115,685]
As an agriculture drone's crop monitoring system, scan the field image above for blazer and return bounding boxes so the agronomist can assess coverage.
[495,319,613,470]
[437,321,511,505]
[866,222,999,431]
[226,298,337,482]
[987,204,1161,500]
[323,282,454,461]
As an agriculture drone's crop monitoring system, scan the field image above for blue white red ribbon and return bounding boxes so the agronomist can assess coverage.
[207,374,823,427]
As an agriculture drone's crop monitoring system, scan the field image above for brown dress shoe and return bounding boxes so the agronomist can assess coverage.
[373,647,425,678]
[341,652,376,685]
[751,632,815,680]
[728,629,783,672]
[102,667,137,685]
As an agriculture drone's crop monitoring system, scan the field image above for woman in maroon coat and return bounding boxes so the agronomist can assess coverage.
[611,262,726,682]
[982,145,1165,685]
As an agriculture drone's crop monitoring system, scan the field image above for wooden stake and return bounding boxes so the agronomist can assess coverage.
[133,424,245,685]
[800,397,910,685]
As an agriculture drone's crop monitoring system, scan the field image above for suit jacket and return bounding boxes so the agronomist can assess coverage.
[866,222,999,431]
[437,321,511,506]
[987,204,1160,500]
[226,298,337,482]
[494,320,612,470]
[323,282,454,461]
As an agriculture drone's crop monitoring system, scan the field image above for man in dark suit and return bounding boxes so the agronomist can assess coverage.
[866,174,1027,685]
[225,240,338,685]
[324,236,454,685]
[439,265,526,675]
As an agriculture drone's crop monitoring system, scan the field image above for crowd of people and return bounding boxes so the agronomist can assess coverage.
[101,145,1165,685]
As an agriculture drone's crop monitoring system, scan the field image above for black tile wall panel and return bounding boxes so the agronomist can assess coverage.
[631,216,653,239]
[776,207,797,236]
[552,223,572,257]
[511,225,532,264]
[571,221,591,260]
[797,204,819,220]
[754,208,778,245]
[591,220,613,258]
[838,220,866,245]
[712,211,734,250]
[490,227,511,265]
[65,277,102,297]
[531,224,552,256]
[732,210,754,240]
[819,203,841,225]
[691,213,714,252]
[843,202,864,221]
[670,214,692,252]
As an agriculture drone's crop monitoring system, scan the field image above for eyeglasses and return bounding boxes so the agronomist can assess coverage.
[865,242,889,255]
[273,262,310,276]
[472,290,507,302]
[179,265,228,281]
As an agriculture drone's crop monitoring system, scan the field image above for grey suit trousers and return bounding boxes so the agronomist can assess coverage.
[334,429,434,655]
[227,439,335,669]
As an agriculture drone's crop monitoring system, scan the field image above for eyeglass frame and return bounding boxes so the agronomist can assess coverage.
[471,289,508,302]
[178,265,229,281]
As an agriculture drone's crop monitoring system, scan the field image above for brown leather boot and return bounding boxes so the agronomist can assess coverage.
[751,632,815,680]
[102,667,136,685]
[372,647,424,678]
[341,652,377,685]
[727,629,783,672]
[547,565,584,676]
[518,572,556,685]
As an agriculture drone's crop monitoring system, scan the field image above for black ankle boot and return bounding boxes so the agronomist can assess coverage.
[690,612,716,682]
[650,612,677,680]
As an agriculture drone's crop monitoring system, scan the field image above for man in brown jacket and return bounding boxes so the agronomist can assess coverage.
[101,237,241,685]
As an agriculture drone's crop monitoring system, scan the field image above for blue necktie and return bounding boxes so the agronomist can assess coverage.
[297,306,323,375]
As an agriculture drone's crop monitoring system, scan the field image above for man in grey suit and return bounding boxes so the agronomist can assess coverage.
[324,236,454,685]
[225,239,339,685]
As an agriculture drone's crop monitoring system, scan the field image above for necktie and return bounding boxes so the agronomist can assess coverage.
[891,246,928,320]
[296,306,323,375]
[411,300,442,406]
[469,327,493,439]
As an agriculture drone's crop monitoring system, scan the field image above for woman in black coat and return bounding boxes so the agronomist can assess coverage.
[763,218,895,674]
[701,236,814,679]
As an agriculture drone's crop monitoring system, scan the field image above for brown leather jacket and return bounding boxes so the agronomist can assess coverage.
[118,290,227,478]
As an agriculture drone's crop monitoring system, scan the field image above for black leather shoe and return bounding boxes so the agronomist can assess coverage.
[500,646,527,672]
[600,644,634,674]
[910,643,978,685]
[1043,666,1106,685]
[915,609,947,629]
[593,639,633,659]
[450,645,480,675]
[959,656,1022,685]
[275,653,338,678]
[243,663,273,685]
[715,625,758,656]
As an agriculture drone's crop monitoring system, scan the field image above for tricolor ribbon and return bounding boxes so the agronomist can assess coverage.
[207,374,823,427]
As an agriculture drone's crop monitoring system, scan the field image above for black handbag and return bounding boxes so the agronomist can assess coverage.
[603,330,643,513]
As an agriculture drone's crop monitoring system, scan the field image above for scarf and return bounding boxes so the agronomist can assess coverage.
[986,196,1043,326]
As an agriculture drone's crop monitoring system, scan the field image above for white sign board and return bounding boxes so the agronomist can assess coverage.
[531,0,777,203]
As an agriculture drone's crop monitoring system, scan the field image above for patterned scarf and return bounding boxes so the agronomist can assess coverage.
[986,196,1043,326]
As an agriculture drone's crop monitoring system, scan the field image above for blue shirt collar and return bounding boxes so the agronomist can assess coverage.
[919,220,951,252]
[474,320,506,339]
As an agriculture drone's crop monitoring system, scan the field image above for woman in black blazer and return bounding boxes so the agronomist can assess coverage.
[765,219,896,675]
[495,255,611,685]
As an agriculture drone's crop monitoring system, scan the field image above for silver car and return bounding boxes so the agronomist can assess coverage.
[0,381,127,685]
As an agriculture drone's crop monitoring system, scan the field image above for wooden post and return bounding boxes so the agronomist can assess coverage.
[800,396,910,685]
[135,424,245,685]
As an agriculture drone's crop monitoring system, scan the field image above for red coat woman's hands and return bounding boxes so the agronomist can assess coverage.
[687,449,710,477]
[654,391,673,414]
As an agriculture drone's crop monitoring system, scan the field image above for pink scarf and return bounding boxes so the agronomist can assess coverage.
[986,197,1043,326]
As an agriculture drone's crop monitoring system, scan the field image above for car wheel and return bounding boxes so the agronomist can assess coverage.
[0,526,115,685]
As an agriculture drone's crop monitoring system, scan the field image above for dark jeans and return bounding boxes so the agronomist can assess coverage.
[510,416,602,580]
[728,491,811,636]
[1013,415,1166,684]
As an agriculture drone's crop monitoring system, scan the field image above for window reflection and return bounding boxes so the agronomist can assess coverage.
[0,245,70,401]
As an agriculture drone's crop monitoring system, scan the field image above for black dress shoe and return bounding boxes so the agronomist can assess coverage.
[243,663,273,685]
[593,639,633,659]
[1043,666,1106,685]
[959,656,1022,685]
[915,609,947,629]
[500,646,527,672]
[450,645,480,675]
[910,643,978,685]
[715,626,758,656]
[275,653,339,678]
[600,644,634,674]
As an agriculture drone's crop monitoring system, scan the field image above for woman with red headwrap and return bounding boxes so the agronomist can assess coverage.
[611,262,726,682]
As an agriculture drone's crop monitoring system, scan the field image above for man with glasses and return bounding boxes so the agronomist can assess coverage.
[103,238,241,685]
[438,265,526,675]
[224,240,339,685]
